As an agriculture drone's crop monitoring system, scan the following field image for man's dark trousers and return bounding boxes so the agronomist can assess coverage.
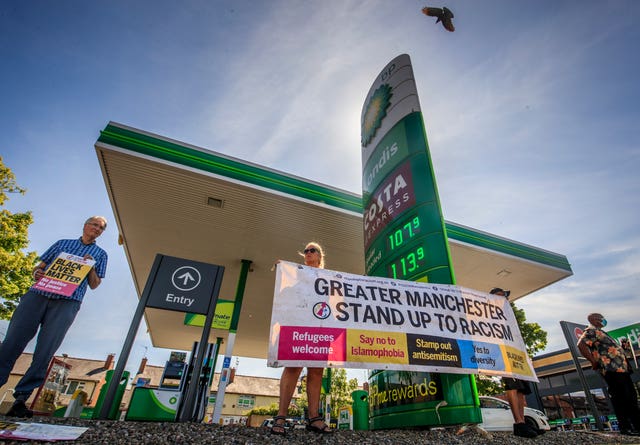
[0,291,81,401]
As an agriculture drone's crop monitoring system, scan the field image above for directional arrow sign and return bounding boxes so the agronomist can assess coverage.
[147,256,221,315]
[172,266,201,291]
[99,254,224,421]
[177,272,195,286]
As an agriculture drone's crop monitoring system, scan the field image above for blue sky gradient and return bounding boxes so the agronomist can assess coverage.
[1,0,639,382]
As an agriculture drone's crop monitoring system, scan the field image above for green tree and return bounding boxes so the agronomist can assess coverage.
[0,156,37,319]
[325,368,359,419]
[475,375,504,396]
[475,302,547,395]
[512,303,547,357]
[295,369,359,419]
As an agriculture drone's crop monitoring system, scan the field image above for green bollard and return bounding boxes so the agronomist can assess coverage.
[93,370,130,420]
[351,390,369,430]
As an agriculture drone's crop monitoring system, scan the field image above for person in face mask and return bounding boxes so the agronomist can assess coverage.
[577,313,640,436]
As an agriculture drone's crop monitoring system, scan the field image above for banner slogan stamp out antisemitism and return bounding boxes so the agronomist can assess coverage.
[32,252,95,297]
[267,261,537,382]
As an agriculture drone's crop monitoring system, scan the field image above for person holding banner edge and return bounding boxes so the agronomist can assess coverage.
[489,287,538,439]
[272,242,333,436]
[577,313,640,436]
[0,216,108,418]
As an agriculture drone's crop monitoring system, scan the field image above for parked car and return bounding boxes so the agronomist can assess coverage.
[478,396,550,434]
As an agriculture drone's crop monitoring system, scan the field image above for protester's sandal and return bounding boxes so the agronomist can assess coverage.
[271,416,287,436]
[306,416,333,434]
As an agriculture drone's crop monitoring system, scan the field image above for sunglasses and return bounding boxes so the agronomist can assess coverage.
[86,222,106,231]
[303,248,318,254]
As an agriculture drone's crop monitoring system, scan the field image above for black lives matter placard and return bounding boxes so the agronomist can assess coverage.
[33,252,95,297]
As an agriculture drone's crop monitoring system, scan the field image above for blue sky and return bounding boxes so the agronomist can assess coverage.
[1,0,639,384]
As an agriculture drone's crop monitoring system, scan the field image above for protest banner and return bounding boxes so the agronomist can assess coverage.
[32,252,95,297]
[268,261,537,382]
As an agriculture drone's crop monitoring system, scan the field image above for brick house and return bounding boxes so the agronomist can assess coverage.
[1,352,292,424]
[0,352,115,414]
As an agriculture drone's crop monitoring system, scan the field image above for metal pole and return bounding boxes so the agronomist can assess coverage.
[178,265,224,422]
[198,339,222,422]
[97,254,163,419]
[628,334,638,368]
[209,338,223,381]
[211,259,252,424]
[325,368,332,425]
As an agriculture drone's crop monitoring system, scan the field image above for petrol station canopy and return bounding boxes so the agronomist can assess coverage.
[95,122,573,358]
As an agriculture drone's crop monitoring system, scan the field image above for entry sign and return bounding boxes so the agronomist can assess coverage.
[146,255,223,315]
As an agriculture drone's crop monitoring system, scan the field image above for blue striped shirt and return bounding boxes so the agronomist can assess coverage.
[30,238,108,302]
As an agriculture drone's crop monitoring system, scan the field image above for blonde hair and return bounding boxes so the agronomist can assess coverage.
[300,242,325,269]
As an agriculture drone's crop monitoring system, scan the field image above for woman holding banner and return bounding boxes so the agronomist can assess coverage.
[272,242,333,436]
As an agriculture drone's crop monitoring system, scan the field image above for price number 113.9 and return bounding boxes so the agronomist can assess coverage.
[388,246,425,280]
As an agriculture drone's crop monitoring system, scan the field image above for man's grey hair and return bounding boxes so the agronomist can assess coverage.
[85,216,108,230]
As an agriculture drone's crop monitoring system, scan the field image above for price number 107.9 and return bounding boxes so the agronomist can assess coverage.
[387,216,421,251]
[388,246,425,280]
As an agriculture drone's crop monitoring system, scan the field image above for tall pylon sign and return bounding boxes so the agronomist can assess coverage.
[361,54,481,429]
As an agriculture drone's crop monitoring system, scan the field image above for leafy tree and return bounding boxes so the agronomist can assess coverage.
[475,302,547,395]
[512,303,547,357]
[295,368,359,419]
[475,375,504,396]
[325,368,359,419]
[0,156,37,319]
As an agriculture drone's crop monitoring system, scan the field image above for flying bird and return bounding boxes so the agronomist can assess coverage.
[422,6,455,32]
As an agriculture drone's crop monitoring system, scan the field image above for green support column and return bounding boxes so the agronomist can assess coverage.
[361,54,481,429]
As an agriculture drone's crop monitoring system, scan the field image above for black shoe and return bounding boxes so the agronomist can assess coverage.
[514,422,537,438]
[6,400,33,418]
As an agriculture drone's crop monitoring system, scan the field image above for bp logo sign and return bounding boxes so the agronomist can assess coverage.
[361,83,392,147]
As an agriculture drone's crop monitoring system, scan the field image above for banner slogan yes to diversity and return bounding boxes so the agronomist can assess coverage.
[267,261,537,382]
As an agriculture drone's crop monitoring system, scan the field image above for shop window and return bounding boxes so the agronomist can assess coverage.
[568,391,590,417]
[237,395,255,409]
[541,395,562,420]
[547,394,569,419]
[537,377,551,390]
[549,374,565,388]
[62,380,86,395]
[591,389,611,415]
[563,371,583,390]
